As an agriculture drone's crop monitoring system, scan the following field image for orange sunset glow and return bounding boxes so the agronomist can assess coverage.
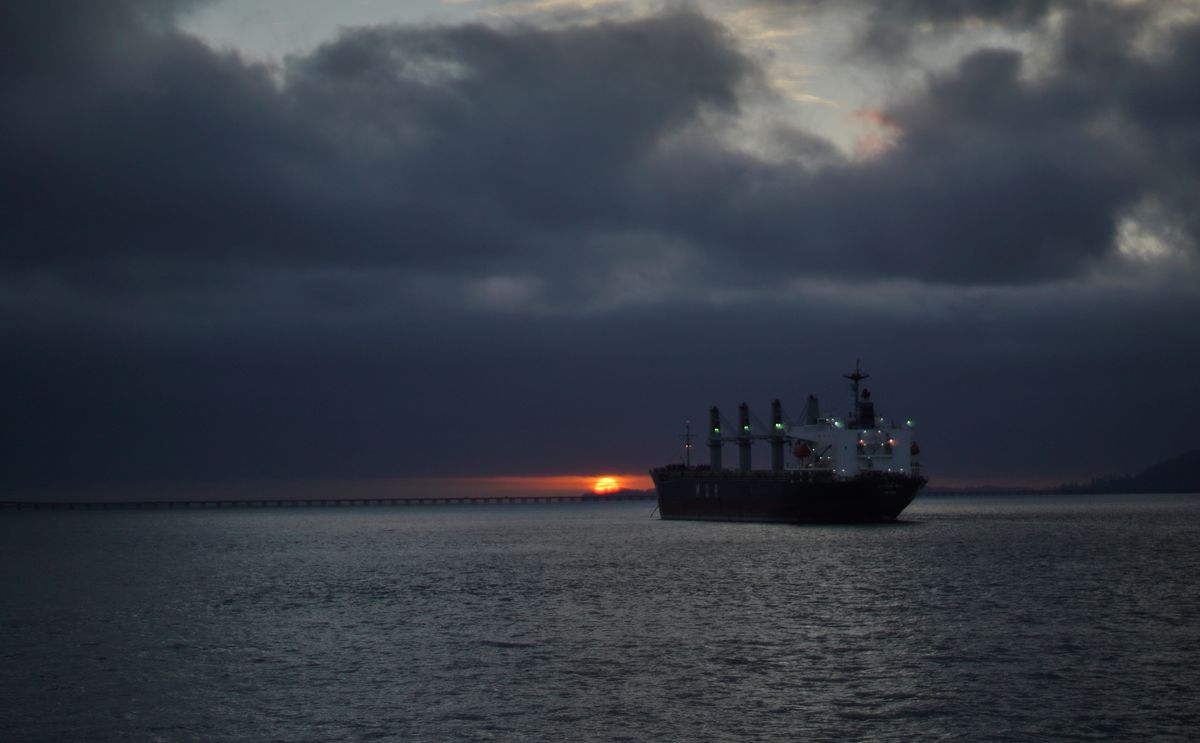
[592,476,621,495]
[339,473,653,499]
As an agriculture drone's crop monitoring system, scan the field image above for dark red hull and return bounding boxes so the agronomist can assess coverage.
[651,467,925,523]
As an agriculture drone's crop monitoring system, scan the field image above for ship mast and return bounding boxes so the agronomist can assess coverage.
[679,420,692,467]
[843,359,869,404]
[843,360,875,428]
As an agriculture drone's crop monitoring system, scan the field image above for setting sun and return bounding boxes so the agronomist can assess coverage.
[592,476,621,495]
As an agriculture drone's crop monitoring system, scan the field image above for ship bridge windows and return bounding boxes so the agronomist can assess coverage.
[856,429,895,458]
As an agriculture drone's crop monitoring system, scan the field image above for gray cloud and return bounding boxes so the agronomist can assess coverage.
[750,0,1064,59]
[858,0,1059,58]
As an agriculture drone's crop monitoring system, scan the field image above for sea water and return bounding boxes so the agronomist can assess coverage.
[2,494,1198,741]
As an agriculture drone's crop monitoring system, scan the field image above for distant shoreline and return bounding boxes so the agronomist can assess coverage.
[923,488,1200,497]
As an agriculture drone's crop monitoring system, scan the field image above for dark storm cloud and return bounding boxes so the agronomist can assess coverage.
[5,0,1198,296]
[3,1,1200,490]
[282,11,754,269]
[7,281,1200,488]
[1,5,396,282]
[1055,9,1200,245]
[799,47,1137,282]
[1,4,754,283]
[738,1,1197,282]
[635,29,1183,284]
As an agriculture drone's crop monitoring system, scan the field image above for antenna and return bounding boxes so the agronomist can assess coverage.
[843,359,870,403]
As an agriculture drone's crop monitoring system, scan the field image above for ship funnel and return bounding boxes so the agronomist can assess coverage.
[804,395,819,425]
[737,402,752,472]
[770,399,784,473]
[709,405,723,471]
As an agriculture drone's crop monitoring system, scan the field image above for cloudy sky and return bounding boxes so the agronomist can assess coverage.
[4,0,1199,495]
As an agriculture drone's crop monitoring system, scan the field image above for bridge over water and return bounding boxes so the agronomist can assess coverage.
[1,492,657,511]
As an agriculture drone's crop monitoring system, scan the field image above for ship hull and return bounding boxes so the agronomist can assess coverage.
[651,468,925,523]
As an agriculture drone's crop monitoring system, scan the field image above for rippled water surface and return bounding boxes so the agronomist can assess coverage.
[3,494,1199,741]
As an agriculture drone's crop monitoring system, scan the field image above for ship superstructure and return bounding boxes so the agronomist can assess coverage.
[651,363,925,523]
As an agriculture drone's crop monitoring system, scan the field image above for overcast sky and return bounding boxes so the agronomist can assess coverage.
[4,0,1199,494]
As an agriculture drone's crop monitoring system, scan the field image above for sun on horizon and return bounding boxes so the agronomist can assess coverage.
[592,476,621,495]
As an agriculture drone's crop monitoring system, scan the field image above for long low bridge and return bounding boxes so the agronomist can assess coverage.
[0,492,657,511]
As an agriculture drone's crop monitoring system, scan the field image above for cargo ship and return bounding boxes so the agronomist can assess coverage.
[651,363,925,523]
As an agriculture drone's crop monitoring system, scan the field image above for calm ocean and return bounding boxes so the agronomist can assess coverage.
[2,494,1198,741]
